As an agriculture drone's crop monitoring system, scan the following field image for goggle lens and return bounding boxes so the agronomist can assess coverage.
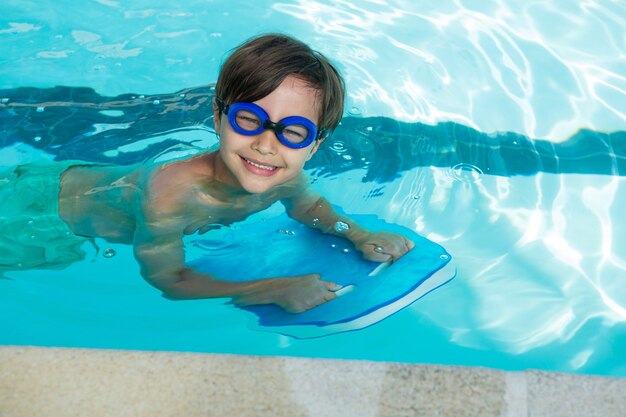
[234,109,262,131]
[279,123,309,145]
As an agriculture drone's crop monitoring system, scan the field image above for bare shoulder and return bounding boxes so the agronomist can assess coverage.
[145,153,215,215]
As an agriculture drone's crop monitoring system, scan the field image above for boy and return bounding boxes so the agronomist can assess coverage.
[5,34,414,313]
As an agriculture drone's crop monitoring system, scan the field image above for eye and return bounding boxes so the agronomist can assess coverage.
[234,110,261,130]
[282,124,309,143]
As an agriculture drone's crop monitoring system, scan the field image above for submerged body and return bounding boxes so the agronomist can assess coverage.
[57,152,287,245]
[1,135,412,313]
[30,144,409,313]
[0,161,88,271]
[1,35,414,313]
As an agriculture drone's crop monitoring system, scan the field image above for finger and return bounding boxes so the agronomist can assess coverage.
[286,305,306,314]
[386,238,413,259]
[307,295,333,310]
[366,249,393,263]
[323,291,338,301]
[404,237,415,252]
[322,280,342,292]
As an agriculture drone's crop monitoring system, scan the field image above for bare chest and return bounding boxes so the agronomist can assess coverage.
[180,190,278,235]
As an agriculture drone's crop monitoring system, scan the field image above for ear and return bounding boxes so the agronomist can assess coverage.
[212,98,221,132]
[306,137,326,161]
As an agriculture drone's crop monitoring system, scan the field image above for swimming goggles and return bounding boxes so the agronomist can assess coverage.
[215,98,327,149]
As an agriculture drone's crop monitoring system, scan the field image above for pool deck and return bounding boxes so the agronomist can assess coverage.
[1,346,624,417]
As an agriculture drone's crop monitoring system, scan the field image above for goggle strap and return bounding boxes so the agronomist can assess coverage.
[215,98,228,113]
[317,129,329,140]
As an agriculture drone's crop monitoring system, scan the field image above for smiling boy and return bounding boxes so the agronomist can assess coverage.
[15,34,415,313]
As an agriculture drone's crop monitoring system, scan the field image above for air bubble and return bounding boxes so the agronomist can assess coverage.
[349,106,362,116]
[331,244,337,248]
[103,248,117,258]
[152,99,160,105]
[334,221,350,233]
[1,98,8,104]
[277,229,295,236]
[342,155,353,161]
[138,95,145,99]
[342,248,350,254]
[312,217,320,224]
[179,93,186,98]
[33,136,42,142]
[36,106,45,112]
[440,254,449,260]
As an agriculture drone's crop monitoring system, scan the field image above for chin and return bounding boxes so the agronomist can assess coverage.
[239,170,298,194]
[239,178,279,194]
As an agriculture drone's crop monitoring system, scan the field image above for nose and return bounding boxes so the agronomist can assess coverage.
[251,128,278,155]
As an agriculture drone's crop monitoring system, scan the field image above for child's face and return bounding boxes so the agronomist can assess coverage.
[214,76,323,194]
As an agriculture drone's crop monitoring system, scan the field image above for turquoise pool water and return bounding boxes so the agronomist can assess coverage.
[1,1,625,377]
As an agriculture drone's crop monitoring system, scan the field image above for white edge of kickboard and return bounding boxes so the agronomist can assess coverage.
[247,261,457,339]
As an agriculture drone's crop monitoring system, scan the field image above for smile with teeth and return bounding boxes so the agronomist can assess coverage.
[245,158,276,170]
[241,156,279,174]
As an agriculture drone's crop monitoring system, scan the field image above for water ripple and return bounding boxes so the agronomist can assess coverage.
[270,0,625,140]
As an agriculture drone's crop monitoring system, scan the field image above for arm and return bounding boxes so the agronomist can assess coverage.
[282,187,414,263]
[132,228,253,299]
[132,221,339,313]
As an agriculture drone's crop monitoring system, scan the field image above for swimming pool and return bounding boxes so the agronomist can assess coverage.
[1,0,625,377]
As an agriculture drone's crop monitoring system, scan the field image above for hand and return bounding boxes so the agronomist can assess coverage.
[233,274,341,314]
[355,231,415,263]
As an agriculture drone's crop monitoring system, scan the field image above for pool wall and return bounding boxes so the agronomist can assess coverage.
[1,346,625,416]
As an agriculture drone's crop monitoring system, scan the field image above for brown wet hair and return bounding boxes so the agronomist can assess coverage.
[215,33,345,136]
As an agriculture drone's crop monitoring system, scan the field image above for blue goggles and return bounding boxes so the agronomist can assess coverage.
[216,99,327,149]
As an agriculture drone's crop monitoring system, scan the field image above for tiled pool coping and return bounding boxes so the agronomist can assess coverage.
[1,346,624,416]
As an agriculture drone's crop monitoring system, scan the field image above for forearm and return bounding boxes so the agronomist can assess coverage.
[286,195,414,263]
[133,237,277,301]
[294,196,371,245]
[160,268,276,301]
[149,268,339,314]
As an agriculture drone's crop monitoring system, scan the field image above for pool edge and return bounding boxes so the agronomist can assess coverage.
[1,345,624,417]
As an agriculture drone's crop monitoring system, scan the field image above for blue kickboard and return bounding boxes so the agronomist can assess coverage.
[186,213,454,333]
